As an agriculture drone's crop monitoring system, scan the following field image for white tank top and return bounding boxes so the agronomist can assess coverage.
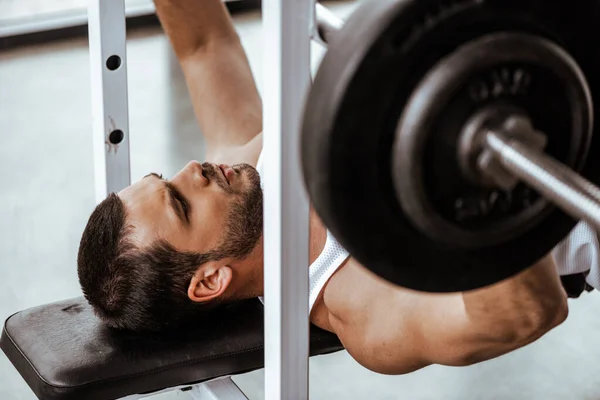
[256,153,350,312]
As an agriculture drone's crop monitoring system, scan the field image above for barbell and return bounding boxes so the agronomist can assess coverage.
[303,0,600,292]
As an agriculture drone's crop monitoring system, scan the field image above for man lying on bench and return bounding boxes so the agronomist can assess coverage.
[77,0,593,377]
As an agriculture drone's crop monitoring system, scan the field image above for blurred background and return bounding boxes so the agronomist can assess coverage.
[1,1,600,399]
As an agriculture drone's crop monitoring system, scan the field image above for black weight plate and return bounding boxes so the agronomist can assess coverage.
[301,0,600,292]
[393,32,593,248]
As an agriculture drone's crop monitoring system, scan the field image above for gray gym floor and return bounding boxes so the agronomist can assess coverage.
[1,2,600,399]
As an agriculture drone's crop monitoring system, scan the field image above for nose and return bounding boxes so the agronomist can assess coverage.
[188,160,210,183]
[186,160,204,177]
[172,161,207,186]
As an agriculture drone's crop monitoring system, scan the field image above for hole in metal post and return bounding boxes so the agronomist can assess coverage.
[106,55,122,71]
[109,130,125,144]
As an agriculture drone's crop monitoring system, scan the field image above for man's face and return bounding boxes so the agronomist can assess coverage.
[119,160,262,255]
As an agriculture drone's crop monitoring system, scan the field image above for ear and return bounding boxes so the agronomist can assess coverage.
[188,261,233,303]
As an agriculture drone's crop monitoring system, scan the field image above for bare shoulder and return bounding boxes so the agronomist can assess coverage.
[320,259,433,373]
[206,133,263,167]
[322,259,420,333]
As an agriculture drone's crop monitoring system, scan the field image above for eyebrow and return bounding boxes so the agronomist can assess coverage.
[144,172,161,179]
[144,173,189,224]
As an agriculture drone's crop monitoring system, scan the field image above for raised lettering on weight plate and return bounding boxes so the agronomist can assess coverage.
[453,187,537,224]
[454,190,504,222]
[468,68,532,103]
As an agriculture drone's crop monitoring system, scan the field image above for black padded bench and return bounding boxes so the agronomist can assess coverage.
[1,297,343,400]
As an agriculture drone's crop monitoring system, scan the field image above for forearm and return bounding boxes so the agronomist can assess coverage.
[153,0,238,59]
[179,44,263,149]
[154,0,262,150]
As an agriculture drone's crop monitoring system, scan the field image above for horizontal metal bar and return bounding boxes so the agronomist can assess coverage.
[314,3,344,46]
[0,2,152,39]
[119,378,247,400]
[485,130,600,231]
[0,0,245,39]
[190,377,248,400]
[2,1,339,47]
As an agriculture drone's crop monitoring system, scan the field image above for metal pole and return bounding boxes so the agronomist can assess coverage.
[88,0,131,203]
[485,131,600,231]
[263,0,311,399]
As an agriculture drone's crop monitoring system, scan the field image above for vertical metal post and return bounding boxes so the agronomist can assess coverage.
[263,0,312,398]
[88,0,131,203]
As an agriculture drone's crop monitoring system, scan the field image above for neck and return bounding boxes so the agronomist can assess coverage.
[227,238,265,299]
[229,213,329,300]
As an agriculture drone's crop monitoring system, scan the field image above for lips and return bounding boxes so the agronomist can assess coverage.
[219,165,232,185]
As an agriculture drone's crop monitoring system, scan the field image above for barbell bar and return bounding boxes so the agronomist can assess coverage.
[484,129,600,232]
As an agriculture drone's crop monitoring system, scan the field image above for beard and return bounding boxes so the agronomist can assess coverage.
[211,163,263,260]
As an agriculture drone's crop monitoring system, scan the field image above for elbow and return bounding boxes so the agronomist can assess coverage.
[523,291,569,340]
[450,294,569,368]
[500,292,569,345]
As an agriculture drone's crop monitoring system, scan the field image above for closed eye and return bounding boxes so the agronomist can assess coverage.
[144,172,190,223]
[166,182,190,223]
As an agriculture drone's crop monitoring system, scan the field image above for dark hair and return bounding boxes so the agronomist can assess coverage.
[77,193,257,332]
